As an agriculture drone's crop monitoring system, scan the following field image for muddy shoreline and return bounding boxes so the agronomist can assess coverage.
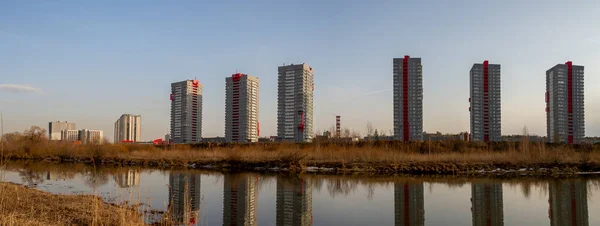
[7,156,600,177]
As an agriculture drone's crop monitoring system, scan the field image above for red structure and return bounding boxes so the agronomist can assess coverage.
[566,61,573,144]
[335,116,341,138]
[298,111,305,132]
[483,60,490,142]
[402,55,410,141]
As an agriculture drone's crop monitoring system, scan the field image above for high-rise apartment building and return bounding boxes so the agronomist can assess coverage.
[393,56,423,141]
[276,176,312,226]
[470,61,501,142]
[223,173,258,226]
[114,114,141,143]
[170,79,203,144]
[225,73,259,143]
[548,180,588,226]
[277,64,314,142]
[168,172,201,225]
[546,62,585,144]
[78,129,104,144]
[471,183,504,226]
[60,130,80,141]
[48,121,76,140]
[394,182,424,226]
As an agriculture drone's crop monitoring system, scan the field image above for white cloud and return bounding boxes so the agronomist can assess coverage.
[0,84,41,93]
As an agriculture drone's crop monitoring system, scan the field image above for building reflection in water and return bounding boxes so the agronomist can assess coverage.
[168,172,201,225]
[549,180,588,226]
[276,176,313,226]
[223,173,258,226]
[394,182,424,226]
[113,169,140,188]
[471,183,503,226]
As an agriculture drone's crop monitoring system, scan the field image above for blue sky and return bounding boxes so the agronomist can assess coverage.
[1,0,599,141]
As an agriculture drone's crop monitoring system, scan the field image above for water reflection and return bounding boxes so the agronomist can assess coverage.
[168,172,201,225]
[3,162,600,225]
[277,175,313,226]
[113,169,140,188]
[394,182,425,226]
[223,173,258,226]
[471,183,504,226]
[549,180,588,226]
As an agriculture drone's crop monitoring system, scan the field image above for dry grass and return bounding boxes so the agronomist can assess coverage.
[0,182,144,226]
[2,130,600,173]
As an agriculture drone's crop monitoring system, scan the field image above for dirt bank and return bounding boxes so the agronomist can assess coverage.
[0,182,144,226]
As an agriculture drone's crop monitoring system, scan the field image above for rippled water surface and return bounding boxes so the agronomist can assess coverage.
[1,162,599,226]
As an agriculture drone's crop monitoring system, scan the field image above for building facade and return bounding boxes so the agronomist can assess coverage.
[225,73,259,143]
[470,61,501,142]
[394,182,425,226]
[48,121,76,140]
[223,173,258,226]
[60,130,80,142]
[78,129,104,144]
[276,176,312,226]
[170,79,203,144]
[277,64,314,142]
[393,56,423,141]
[471,183,504,226]
[169,172,201,225]
[114,114,141,143]
[546,62,585,144]
[548,180,588,226]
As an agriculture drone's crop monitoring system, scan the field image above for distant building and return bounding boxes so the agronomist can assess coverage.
[277,63,314,143]
[549,180,588,226]
[48,121,76,140]
[169,173,201,225]
[471,183,503,226]
[223,173,258,226]
[225,73,259,143]
[393,56,423,141]
[114,114,142,143]
[546,62,585,144]
[170,79,203,144]
[258,136,277,143]
[201,137,226,143]
[276,176,312,226]
[470,61,501,142]
[165,134,171,143]
[394,182,424,226]
[423,131,469,142]
[501,135,545,143]
[113,170,140,188]
[60,130,80,142]
[78,129,104,144]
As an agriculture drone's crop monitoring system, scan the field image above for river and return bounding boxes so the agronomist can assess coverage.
[1,161,599,226]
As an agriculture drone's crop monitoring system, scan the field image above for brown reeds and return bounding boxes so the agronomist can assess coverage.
[2,129,600,174]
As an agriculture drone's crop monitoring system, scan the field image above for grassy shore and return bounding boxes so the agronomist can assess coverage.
[0,182,144,226]
[2,137,600,174]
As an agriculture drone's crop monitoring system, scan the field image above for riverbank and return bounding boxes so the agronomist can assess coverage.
[3,141,600,175]
[0,182,144,226]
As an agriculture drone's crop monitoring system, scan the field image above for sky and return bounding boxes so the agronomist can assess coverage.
[1,0,600,141]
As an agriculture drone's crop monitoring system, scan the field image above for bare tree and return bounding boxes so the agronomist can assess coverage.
[366,122,374,137]
[24,126,46,143]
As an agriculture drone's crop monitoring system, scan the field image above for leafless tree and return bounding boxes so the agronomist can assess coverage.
[366,122,374,137]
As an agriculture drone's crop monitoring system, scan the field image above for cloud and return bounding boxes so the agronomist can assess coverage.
[0,84,41,93]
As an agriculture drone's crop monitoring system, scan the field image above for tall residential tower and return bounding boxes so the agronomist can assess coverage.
[170,79,203,144]
[114,114,141,143]
[225,73,259,143]
[470,61,501,142]
[546,62,584,144]
[277,64,314,142]
[393,56,423,141]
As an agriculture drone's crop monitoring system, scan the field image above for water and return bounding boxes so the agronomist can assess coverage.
[1,161,600,226]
